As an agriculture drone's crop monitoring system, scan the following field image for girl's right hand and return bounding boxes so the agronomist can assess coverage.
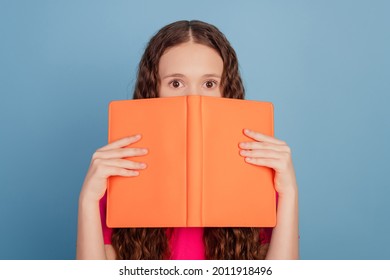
[79,134,148,203]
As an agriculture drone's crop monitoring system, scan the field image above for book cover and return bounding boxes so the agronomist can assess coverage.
[107,95,276,228]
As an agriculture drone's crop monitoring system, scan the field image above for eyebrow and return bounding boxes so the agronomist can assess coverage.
[162,73,221,79]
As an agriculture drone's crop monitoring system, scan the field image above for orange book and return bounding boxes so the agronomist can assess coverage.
[107,95,276,228]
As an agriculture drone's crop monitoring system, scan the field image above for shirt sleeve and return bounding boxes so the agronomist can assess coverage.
[99,191,113,245]
[259,227,273,244]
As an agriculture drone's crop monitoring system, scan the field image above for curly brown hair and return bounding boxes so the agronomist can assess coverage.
[111,20,270,260]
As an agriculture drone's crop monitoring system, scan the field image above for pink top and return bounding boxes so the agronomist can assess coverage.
[99,192,273,260]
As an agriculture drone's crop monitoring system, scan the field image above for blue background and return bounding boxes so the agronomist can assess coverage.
[0,0,389,260]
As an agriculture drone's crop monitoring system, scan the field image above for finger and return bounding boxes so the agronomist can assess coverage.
[103,166,140,177]
[93,147,148,160]
[245,157,281,170]
[240,149,282,159]
[101,158,147,170]
[239,141,290,152]
[98,134,142,152]
[243,129,285,145]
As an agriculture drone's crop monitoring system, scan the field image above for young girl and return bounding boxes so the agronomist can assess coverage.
[76,20,299,260]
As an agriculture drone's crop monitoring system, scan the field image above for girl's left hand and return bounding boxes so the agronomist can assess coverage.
[239,128,298,197]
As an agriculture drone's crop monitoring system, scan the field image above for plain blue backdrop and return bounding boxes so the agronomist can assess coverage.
[0,0,389,259]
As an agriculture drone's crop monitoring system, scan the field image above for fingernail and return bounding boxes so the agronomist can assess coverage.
[244,129,250,133]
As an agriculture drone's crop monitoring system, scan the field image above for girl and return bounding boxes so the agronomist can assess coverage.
[76,20,299,260]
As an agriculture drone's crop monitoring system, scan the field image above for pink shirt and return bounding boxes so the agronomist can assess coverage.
[99,192,273,260]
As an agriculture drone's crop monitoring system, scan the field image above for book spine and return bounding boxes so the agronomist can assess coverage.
[186,96,203,226]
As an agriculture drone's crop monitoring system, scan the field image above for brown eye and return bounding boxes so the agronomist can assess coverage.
[204,80,216,88]
[170,80,182,88]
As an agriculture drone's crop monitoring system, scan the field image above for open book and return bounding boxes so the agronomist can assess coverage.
[106,95,276,228]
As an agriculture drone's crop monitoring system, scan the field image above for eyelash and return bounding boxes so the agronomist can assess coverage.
[168,79,184,88]
[204,80,218,88]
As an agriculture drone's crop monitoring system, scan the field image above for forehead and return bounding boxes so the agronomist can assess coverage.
[159,42,223,77]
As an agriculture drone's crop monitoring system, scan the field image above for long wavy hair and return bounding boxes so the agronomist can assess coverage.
[111,20,269,260]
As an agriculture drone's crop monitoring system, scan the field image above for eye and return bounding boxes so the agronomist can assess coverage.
[169,79,184,89]
[203,80,218,89]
